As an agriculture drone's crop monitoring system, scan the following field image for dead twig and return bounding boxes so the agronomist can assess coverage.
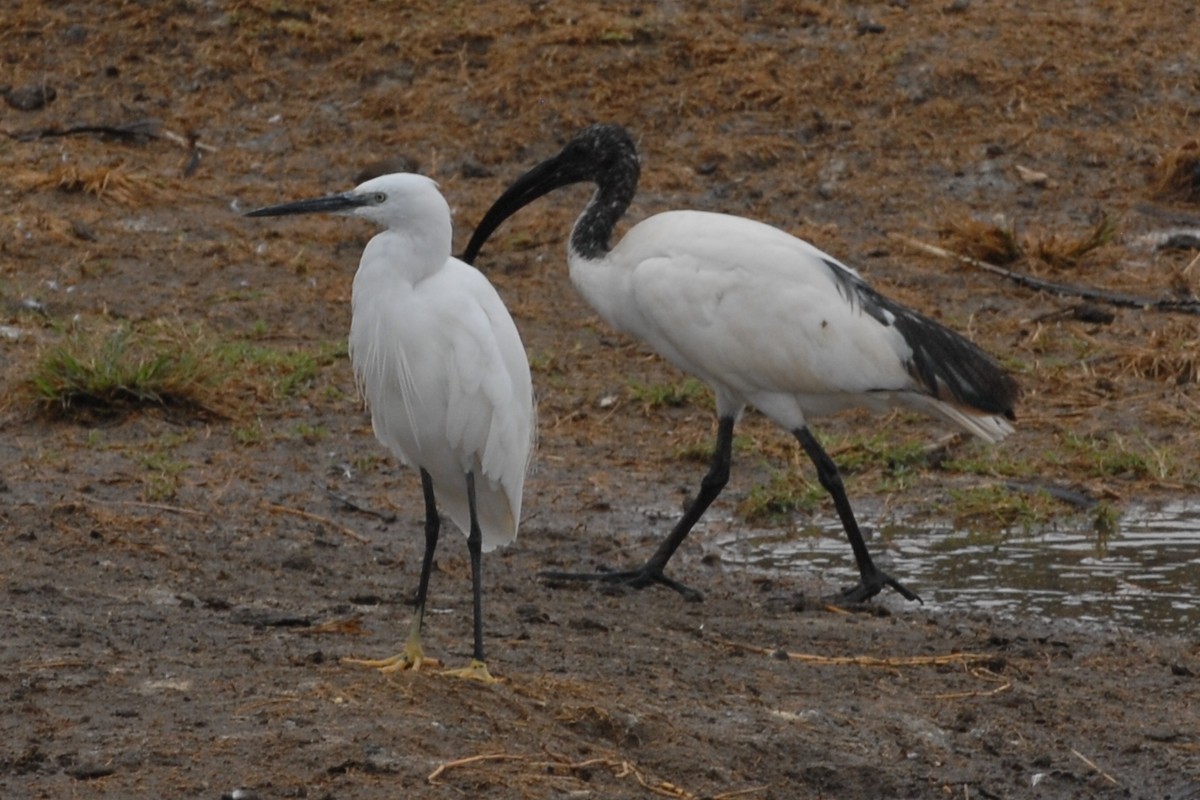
[933,682,1013,700]
[427,749,767,799]
[934,666,1013,700]
[259,501,370,544]
[1069,746,1120,785]
[20,659,88,671]
[711,786,772,799]
[711,634,996,669]
[294,616,366,636]
[320,484,397,522]
[428,752,527,783]
[77,495,210,518]
[10,120,219,152]
[891,233,1200,315]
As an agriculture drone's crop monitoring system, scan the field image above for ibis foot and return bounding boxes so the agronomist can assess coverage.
[539,565,704,603]
[834,569,923,606]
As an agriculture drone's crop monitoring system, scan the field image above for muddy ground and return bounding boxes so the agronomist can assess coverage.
[3,1,1199,798]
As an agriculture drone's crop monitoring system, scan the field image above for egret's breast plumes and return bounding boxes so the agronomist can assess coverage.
[349,242,533,551]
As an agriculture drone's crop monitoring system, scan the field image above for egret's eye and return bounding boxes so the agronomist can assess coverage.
[372,192,387,204]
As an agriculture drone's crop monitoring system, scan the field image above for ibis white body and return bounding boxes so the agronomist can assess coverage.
[577,209,1013,443]
[464,123,1018,603]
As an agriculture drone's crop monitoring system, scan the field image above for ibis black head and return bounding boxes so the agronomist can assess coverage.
[463,123,640,265]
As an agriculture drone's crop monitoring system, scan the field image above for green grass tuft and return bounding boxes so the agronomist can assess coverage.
[30,325,218,419]
[738,469,825,524]
[628,378,709,412]
[946,484,1059,530]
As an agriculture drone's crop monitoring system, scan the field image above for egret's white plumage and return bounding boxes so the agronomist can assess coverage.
[248,173,533,678]
[349,200,530,551]
[465,123,1018,604]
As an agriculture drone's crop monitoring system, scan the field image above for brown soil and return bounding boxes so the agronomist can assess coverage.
[2,2,1198,798]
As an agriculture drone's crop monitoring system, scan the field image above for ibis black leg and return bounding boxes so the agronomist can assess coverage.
[793,428,922,604]
[539,415,737,602]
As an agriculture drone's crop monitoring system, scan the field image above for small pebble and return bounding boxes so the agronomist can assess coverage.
[5,84,57,111]
[222,790,262,800]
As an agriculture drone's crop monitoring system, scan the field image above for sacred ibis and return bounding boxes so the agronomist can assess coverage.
[463,123,1017,604]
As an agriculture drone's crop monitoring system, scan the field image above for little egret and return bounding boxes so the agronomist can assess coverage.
[464,123,1018,604]
[247,173,534,680]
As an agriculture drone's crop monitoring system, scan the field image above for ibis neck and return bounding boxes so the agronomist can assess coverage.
[568,164,638,262]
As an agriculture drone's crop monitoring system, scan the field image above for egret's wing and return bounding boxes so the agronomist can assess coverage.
[443,264,533,481]
[437,263,534,544]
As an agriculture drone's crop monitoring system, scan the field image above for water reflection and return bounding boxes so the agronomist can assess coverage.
[713,501,1200,634]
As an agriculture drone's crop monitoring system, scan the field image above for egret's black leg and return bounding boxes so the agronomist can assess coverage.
[539,416,737,602]
[343,468,442,672]
[793,428,922,604]
[440,472,498,682]
[465,472,486,665]
[412,467,441,632]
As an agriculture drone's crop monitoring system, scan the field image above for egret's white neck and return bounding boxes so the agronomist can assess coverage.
[364,211,453,284]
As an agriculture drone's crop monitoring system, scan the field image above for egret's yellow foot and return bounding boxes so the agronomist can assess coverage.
[342,639,440,674]
[440,659,501,684]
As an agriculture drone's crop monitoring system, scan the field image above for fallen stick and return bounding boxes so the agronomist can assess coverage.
[10,120,219,152]
[427,748,768,799]
[1004,479,1098,510]
[259,501,370,543]
[427,752,526,783]
[711,634,996,668]
[320,484,397,522]
[1069,746,1120,785]
[890,233,1200,315]
[78,496,210,518]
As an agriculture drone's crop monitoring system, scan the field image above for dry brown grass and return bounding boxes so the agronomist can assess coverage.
[1152,141,1200,204]
[11,163,153,205]
[1030,215,1118,271]
[53,164,141,204]
[939,217,1023,265]
[939,215,1117,272]
[1118,322,1200,385]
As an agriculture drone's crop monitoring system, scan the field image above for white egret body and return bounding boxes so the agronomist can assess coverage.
[464,124,1018,604]
[249,173,533,678]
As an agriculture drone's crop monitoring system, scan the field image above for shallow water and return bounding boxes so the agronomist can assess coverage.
[713,501,1200,634]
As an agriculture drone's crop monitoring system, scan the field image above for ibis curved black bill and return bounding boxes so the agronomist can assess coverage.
[245,192,369,218]
[463,123,640,266]
[461,157,588,265]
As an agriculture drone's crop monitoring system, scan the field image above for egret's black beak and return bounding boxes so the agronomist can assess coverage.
[245,192,368,218]
[462,153,590,265]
